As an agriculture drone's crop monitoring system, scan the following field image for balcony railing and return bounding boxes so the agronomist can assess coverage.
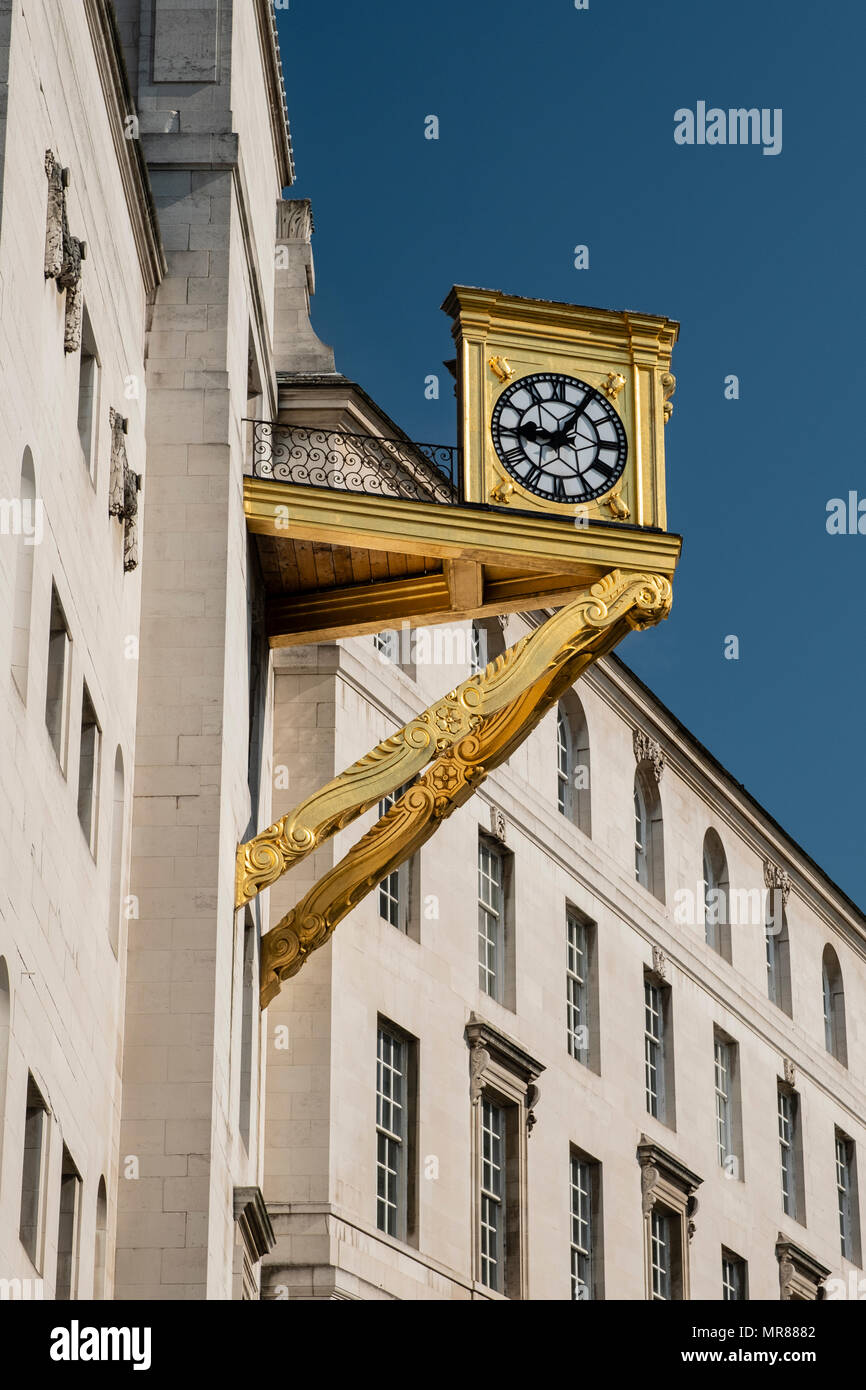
[246,420,460,505]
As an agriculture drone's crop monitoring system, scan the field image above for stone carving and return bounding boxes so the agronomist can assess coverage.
[108,409,141,573]
[778,1248,796,1301]
[651,945,667,981]
[602,371,626,401]
[468,1038,490,1103]
[687,1193,699,1242]
[276,197,314,242]
[489,806,507,843]
[763,860,792,907]
[633,728,664,782]
[526,1082,540,1136]
[783,1057,796,1088]
[640,1159,659,1216]
[44,152,87,354]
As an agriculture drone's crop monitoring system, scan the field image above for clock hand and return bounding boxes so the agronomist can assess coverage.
[517,419,554,446]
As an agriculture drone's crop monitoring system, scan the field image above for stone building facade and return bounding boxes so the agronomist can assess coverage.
[0,0,864,1304]
[261,622,866,1300]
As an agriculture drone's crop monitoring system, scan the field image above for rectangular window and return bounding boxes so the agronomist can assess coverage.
[650,1209,671,1300]
[376,1022,416,1244]
[373,629,398,662]
[570,1152,600,1300]
[377,785,411,932]
[644,979,665,1120]
[77,682,101,854]
[55,1146,82,1300]
[19,1075,49,1269]
[778,1086,800,1220]
[480,1097,504,1291]
[566,913,586,1067]
[478,838,505,1001]
[45,585,72,771]
[836,1131,860,1263]
[714,1038,732,1167]
[77,307,100,479]
[722,1249,747,1301]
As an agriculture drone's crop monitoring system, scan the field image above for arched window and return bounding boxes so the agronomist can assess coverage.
[11,449,37,702]
[108,748,125,956]
[557,693,591,835]
[93,1177,108,1299]
[634,765,664,901]
[702,830,731,962]
[765,893,792,1016]
[822,945,847,1065]
[0,958,9,1184]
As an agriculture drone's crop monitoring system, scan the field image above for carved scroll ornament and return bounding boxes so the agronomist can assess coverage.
[256,569,673,1006]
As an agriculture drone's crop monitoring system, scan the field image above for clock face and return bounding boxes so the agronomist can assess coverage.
[490,372,628,504]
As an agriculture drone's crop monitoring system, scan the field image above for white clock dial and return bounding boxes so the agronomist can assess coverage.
[490,372,628,504]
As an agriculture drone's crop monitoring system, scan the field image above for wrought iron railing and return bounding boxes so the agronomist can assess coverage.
[246,420,460,504]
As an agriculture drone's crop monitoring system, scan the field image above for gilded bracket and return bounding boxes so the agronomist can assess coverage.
[237,568,669,909]
[254,569,672,1007]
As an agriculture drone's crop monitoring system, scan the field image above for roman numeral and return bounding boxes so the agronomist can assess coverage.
[501,446,525,470]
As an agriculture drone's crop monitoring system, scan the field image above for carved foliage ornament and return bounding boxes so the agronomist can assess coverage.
[633,728,664,782]
[44,152,87,354]
[108,409,141,572]
[763,860,792,907]
[651,945,667,981]
[257,570,673,1006]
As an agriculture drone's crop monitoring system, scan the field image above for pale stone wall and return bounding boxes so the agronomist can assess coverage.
[115,0,286,1300]
[263,625,866,1300]
[0,0,150,1296]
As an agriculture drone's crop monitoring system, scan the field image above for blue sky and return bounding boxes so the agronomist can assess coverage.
[275,0,866,908]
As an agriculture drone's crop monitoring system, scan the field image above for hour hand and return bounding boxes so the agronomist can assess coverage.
[517,419,552,445]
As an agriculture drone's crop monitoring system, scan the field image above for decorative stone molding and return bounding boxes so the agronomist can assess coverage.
[640,1159,659,1217]
[650,945,668,981]
[468,1036,490,1104]
[776,1236,829,1301]
[633,728,664,782]
[44,152,87,353]
[526,1082,541,1136]
[763,860,792,907]
[465,1014,544,1130]
[782,1057,796,1089]
[276,197,314,243]
[233,1186,276,1301]
[489,806,507,843]
[466,1016,544,1297]
[108,409,142,572]
[637,1137,703,1297]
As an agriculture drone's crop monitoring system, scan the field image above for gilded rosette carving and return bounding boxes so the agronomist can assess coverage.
[259,570,672,1006]
[238,568,672,910]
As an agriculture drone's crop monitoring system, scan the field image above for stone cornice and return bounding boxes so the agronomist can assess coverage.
[82,0,166,295]
[465,1013,545,1086]
[584,655,866,950]
[234,1186,276,1262]
[254,0,295,187]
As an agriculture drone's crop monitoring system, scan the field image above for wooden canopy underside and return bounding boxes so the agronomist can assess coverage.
[244,477,682,646]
